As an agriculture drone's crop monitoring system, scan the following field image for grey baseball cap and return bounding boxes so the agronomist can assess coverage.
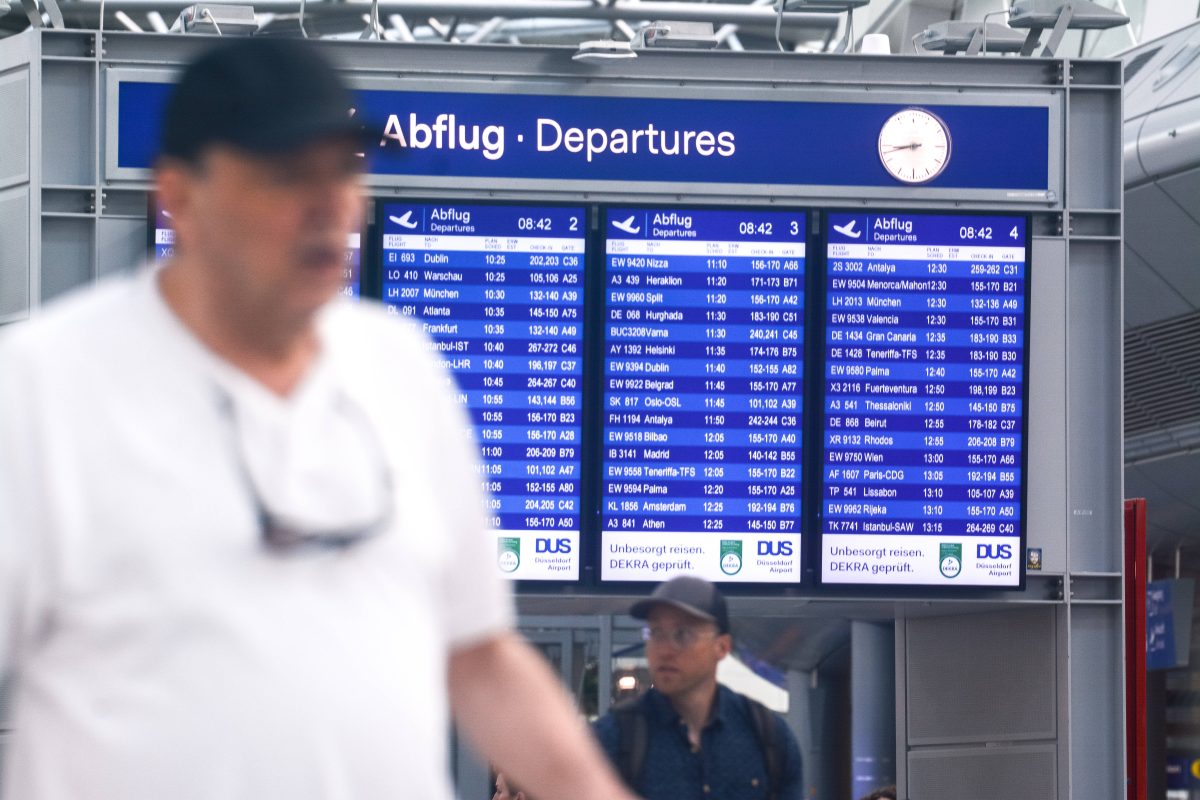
[630,575,730,634]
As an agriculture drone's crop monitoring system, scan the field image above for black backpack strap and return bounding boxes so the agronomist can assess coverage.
[612,695,649,792]
[745,696,784,800]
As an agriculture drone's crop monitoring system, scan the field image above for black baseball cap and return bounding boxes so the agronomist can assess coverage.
[630,575,730,634]
[160,38,364,162]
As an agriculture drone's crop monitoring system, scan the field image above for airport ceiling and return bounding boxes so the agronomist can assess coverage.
[1122,17,1200,566]
[0,0,873,49]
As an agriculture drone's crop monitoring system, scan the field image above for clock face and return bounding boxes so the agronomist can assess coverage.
[878,108,951,184]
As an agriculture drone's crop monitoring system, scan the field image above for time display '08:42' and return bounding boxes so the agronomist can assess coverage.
[519,216,580,232]
[958,225,1021,241]
[738,220,804,236]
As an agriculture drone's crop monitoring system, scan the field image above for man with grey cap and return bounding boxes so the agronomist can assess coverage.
[0,38,634,800]
[593,575,803,800]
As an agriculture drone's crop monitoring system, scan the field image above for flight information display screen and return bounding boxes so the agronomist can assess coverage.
[147,198,361,298]
[601,207,806,583]
[820,212,1028,587]
[379,202,586,581]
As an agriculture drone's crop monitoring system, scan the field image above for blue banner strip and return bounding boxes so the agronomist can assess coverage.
[119,82,1048,191]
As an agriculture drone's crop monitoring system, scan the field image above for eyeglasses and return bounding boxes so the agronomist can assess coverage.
[641,625,719,649]
[218,390,394,553]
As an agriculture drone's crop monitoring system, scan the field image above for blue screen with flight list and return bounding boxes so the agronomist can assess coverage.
[379,202,586,581]
[819,212,1028,587]
[601,207,806,583]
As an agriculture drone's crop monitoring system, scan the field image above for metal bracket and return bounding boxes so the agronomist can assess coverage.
[1018,3,1074,57]
[18,0,64,28]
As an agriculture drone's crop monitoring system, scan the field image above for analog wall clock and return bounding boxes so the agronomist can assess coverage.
[878,108,951,184]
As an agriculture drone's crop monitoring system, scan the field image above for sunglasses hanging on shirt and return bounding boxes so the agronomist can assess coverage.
[217,389,394,553]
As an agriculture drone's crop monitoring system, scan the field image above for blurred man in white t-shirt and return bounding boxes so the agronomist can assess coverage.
[0,37,636,800]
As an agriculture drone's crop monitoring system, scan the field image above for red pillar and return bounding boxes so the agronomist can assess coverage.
[1125,498,1147,800]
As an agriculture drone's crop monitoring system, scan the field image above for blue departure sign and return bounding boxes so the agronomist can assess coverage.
[601,207,805,583]
[820,212,1028,587]
[118,81,1051,193]
[379,202,586,580]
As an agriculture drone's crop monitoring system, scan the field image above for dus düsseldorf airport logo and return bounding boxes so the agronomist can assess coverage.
[939,543,962,579]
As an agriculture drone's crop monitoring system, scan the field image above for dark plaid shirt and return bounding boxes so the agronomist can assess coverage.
[594,685,803,800]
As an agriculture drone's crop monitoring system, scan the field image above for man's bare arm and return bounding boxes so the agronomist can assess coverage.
[449,632,639,800]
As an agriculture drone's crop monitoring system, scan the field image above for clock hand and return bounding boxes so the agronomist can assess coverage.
[882,143,923,153]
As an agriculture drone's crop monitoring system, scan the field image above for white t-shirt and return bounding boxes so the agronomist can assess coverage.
[0,268,513,799]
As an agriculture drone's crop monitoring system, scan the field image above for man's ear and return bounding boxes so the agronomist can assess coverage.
[154,158,199,250]
[715,632,733,660]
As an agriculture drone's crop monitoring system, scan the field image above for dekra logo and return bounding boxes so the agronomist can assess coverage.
[757,541,793,556]
[536,538,572,554]
[976,544,1011,559]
